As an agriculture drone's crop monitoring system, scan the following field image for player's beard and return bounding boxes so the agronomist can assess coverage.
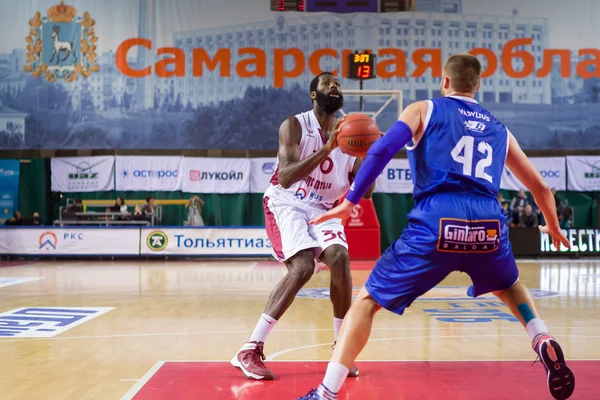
[316,90,344,115]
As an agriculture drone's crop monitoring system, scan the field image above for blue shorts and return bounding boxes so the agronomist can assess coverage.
[365,193,519,315]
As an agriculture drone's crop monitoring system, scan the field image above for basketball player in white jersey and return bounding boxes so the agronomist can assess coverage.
[231,72,376,380]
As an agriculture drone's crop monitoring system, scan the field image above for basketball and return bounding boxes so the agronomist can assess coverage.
[336,114,381,157]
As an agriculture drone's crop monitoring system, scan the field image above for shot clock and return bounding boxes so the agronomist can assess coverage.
[270,0,416,13]
[347,52,376,80]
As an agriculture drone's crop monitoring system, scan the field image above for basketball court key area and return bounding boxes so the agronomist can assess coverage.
[0,259,598,400]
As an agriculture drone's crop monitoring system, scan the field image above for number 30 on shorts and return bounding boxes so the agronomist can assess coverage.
[323,230,347,243]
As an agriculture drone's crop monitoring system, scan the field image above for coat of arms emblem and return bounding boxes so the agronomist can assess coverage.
[23,1,99,82]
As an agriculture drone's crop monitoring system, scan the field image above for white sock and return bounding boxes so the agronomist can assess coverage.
[319,362,348,396]
[248,313,277,343]
[317,384,338,400]
[333,317,344,341]
[526,318,549,342]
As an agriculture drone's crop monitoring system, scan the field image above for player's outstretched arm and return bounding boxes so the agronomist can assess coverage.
[310,101,426,225]
[276,117,337,189]
[351,158,376,199]
[505,132,570,249]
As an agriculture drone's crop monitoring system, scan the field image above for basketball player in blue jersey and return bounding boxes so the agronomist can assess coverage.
[298,53,575,400]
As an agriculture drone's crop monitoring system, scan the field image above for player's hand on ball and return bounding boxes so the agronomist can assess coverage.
[309,199,355,225]
[333,115,347,133]
[325,115,347,153]
[538,225,570,250]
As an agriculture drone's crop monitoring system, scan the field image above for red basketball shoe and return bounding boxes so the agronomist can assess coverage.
[231,341,275,380]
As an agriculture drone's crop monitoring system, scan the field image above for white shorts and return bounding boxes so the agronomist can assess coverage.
[262,190,348,265]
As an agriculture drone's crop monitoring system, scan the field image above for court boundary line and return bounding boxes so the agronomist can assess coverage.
[265,333,600,361]
[119,357,600,399]
[1,327,599,343]
[518,259,600,263]
[157,358,600,363]
[120,360,165,400]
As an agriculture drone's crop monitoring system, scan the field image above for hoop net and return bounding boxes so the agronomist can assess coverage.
[339,90,403,123]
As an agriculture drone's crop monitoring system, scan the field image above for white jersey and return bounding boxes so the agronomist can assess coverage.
[267,110,357,210]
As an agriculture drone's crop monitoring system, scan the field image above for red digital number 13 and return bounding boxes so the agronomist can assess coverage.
[357,65,371,78]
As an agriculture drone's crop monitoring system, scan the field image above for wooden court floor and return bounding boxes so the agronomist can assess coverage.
[0,259,598,399]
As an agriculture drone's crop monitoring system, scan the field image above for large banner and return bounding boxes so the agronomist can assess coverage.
[51,156,115,192]
[250,158,277,194]
[501,157,566,191]
[115,156,182,191]
[1,1,600,151]
[566,156,600,191]
[141,228,272,256]
[0,228,140,255]
[375,159,413,193]
[540,227,600,254]
[0,159,20,220]
[182,158,250,193]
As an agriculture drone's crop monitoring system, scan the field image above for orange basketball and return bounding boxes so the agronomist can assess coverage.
[336,114,381,158]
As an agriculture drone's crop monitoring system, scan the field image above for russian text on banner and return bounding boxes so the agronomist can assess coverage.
[116,156,183,191]
[141,228,272,256]
[182,158,250,194]
[51,156,115,193]
[0,228,140,256]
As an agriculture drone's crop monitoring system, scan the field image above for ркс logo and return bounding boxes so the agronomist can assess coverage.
[39,232,58,251]
[24,1,99,82]
[147,231,168,251]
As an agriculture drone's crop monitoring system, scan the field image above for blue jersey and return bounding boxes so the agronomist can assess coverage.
[365,96,518,316]
[406,95,509,203]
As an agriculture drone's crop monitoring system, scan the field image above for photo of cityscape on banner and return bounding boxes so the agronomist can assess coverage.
[1,0,600,150]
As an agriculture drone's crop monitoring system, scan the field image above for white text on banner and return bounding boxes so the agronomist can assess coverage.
[116,156,182,191]
[0,228,140,255]
[51,156,115,192]
[141,228,272,256]
[567,156,600,191]
[375,159,413,193]
[182,158,250,193]
[501,157,566,191]
[250,157,277,193]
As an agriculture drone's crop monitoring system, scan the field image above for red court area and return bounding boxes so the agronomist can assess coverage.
[129,361,598,400]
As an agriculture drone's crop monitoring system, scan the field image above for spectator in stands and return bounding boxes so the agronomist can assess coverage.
[141,195,154,215]
[67,199,84,212]
[551,188,563,216]
[109,196,128,214]
[4,210,22,225]
[500,201,512,227]
[106,196,128,221]
[20,212,42,226]
[141,195,155,223]
[560,207,573,229]
[510,189,529,225]
[186,195,205,226]
[497,193,506,204]
[527,195,545,226]
[31,212,42,225]
[519,204,538,228]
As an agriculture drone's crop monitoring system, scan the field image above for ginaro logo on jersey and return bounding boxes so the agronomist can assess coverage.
[437,218,500,253]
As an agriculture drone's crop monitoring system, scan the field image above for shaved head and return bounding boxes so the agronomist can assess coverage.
[441,53,482,95]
